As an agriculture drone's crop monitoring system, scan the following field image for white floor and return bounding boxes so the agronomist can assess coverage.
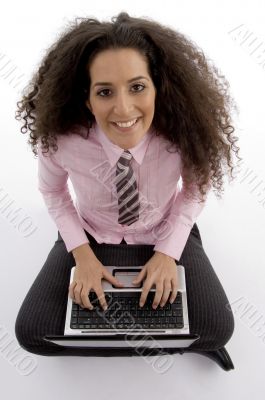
[1,0,265,398]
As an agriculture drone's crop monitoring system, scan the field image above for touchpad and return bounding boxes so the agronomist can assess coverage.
[113,268,142,288]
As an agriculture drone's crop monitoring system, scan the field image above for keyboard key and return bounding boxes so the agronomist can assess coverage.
[78,317,93,324]
[70,291,184,331]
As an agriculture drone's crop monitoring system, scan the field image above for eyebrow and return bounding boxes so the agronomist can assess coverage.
[92,76,149,88]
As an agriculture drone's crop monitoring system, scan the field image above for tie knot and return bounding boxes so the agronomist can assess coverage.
[123,149,132,159]
[118,149,132,166]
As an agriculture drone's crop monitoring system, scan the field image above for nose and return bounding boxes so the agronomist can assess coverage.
[113,91,134,116]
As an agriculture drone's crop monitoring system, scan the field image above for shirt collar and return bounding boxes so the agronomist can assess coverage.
[92,121,154,167]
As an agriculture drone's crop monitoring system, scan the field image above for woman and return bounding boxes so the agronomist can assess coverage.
[14,12,241,358]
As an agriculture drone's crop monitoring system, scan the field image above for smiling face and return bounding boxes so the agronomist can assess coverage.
[85,48,156,149]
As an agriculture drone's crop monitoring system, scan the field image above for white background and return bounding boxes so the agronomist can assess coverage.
[0,0,264,398]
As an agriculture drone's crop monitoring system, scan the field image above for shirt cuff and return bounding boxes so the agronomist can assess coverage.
[62,232,90,254]
[54,214,90,253]
[153,221,193,261]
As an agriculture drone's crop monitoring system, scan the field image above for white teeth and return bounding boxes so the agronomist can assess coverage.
[115,118,138,128]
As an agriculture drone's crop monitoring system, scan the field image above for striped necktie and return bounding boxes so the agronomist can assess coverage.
[115,150,140,225]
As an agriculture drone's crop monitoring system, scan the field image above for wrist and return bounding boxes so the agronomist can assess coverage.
[72,243,95,261]
[154,250,173,260]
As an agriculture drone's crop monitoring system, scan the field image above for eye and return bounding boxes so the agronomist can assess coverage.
[97,88,111,97]
[96,83,145,97]
[132,83,145,92]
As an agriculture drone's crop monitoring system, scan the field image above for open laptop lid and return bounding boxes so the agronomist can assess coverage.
[43,333,200,348]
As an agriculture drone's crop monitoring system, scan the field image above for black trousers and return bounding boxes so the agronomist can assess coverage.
[14,223,234,357]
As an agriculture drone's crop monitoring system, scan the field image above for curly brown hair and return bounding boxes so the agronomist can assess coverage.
[15,11,242,202]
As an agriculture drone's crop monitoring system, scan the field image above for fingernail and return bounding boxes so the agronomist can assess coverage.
[140,302,143,307]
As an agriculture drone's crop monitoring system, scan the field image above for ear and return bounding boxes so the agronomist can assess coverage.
[85,100,93,114]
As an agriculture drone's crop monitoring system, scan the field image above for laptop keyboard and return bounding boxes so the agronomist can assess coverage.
[70,291,184,330]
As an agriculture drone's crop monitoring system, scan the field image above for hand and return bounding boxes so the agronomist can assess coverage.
[132,251,178,309]
[69,252,124,311]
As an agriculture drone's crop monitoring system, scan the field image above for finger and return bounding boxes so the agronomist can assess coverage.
[132,267,146,284]
[152,282,164,309]
[139,280,153,307]
[80,287,94,310]
[94,288,108,311]
[73,282,83,305]
[103,269,124,287]
[69,281,77,300]
[159,281,172,307]
[169,278,179,303]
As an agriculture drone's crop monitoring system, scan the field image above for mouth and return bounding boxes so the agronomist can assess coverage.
[110,117,141,132]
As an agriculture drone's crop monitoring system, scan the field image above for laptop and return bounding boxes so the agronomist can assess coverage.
[44,264,200,349]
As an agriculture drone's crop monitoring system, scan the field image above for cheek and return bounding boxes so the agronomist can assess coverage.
[93,104,109,118]
[144,102,156,117]
[141,93,156,109]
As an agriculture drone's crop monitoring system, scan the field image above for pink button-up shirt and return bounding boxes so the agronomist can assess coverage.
[37,122,210,261]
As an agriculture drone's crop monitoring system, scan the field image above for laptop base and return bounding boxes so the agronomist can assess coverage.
[43,333,200,349]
